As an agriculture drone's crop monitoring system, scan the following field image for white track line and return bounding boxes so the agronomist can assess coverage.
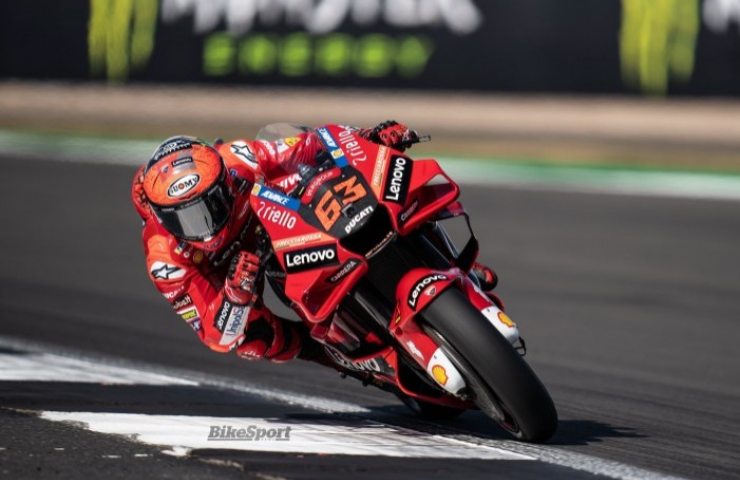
[0,335,688,479]
[40,412,528,460]
[0,351,196,385]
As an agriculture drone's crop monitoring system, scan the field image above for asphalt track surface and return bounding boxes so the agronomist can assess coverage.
[0,156,739,479]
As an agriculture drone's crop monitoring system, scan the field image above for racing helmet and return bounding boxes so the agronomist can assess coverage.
[143,136,234,249]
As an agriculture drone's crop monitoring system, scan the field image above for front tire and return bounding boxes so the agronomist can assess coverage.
[422,288,558,442]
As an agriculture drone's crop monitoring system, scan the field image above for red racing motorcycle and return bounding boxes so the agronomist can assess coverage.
[251,124,557,442]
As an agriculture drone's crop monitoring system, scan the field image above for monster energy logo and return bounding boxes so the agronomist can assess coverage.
[88,0,159,82]
[619,0,699,95]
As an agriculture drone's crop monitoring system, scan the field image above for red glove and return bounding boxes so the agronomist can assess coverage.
[224,251,261,305]
[363,120,418,151]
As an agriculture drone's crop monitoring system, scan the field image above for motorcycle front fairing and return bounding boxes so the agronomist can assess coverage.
[252,124,488,405]
[256,125,463,323]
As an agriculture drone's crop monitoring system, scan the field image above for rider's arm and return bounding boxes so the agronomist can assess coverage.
[218,133,323,181]
[220,122,413,183]
[144,232,300,361]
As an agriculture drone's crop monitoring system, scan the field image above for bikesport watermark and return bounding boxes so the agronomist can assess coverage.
[207,425,292,441]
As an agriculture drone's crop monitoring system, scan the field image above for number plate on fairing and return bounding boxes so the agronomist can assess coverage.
[300,167,378,238]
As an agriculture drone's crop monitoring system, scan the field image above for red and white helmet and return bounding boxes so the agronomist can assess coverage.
[142,136,234,251]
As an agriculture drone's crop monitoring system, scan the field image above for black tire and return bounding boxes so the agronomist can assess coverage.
[422,288,558,442]
[396,394,466,420]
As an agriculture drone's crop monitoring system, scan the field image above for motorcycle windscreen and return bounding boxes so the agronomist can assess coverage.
[256,123,311,142]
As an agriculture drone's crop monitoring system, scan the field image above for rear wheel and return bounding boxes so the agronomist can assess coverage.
[422,288,558,442]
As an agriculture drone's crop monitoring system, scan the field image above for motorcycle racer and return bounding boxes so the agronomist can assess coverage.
[132,121,498,362]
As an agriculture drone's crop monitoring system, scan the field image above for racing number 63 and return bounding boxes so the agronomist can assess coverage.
[315,176,367,231]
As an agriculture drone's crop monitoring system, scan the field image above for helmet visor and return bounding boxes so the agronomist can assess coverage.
[152,181,233,241]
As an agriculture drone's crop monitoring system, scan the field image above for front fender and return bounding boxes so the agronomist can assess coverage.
[394,267,463,327]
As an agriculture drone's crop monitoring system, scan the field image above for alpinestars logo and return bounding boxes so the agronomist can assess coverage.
[150,261,185,280]
[231,141,258,169]
[407,273,448,309]
[383,156,412,204]
[284,245,339,273]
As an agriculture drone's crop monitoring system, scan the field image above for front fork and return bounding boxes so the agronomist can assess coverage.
[390,267,521,396]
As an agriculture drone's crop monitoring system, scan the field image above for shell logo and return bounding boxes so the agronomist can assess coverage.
[431,364,448,385]
[193,250,204,264]
[497,311,516,328]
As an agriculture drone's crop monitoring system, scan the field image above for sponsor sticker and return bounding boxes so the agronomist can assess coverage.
[383,156,412,204]
[399,199,419,224]
[273,232,327,250]
[219,305,249,346]
[284,244,339,273]
[326,259,361,283]
[171,157,194,168]
[405,340,424,360]
[214,300,233,332]
[150,261,186,280]
[431,364,448,385]
[257,186,300,210]
[407,273,448,309]
[324,347,392,374]
[344,205,374,234]
[153,138,192,161]
[256,201,297,229]
[193,250,204,264]
[276,173,301,190]
[337,128,367,164]
[180,307,199,321]
[167,174,201,198]
[316,127,338,149]
[497,311,516,328]
[162,285,186,300]
[172,294,193,311]
[371,146,390,195]
[304,170,338,199]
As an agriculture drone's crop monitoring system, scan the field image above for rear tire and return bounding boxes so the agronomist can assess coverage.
[422,288,558,442]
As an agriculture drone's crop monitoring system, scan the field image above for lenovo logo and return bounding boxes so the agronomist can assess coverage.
[383,156,411,204]
[284,245,339,273]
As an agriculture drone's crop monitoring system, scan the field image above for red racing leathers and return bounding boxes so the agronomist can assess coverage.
[132,133,323,362]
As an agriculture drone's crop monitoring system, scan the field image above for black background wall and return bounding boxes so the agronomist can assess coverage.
[1,0,739,95]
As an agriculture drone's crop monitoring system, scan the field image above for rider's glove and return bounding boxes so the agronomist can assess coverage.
[224,251,260,305]
[363,120,418,152]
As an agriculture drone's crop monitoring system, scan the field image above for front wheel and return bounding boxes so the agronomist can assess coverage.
[422,288,558,442]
